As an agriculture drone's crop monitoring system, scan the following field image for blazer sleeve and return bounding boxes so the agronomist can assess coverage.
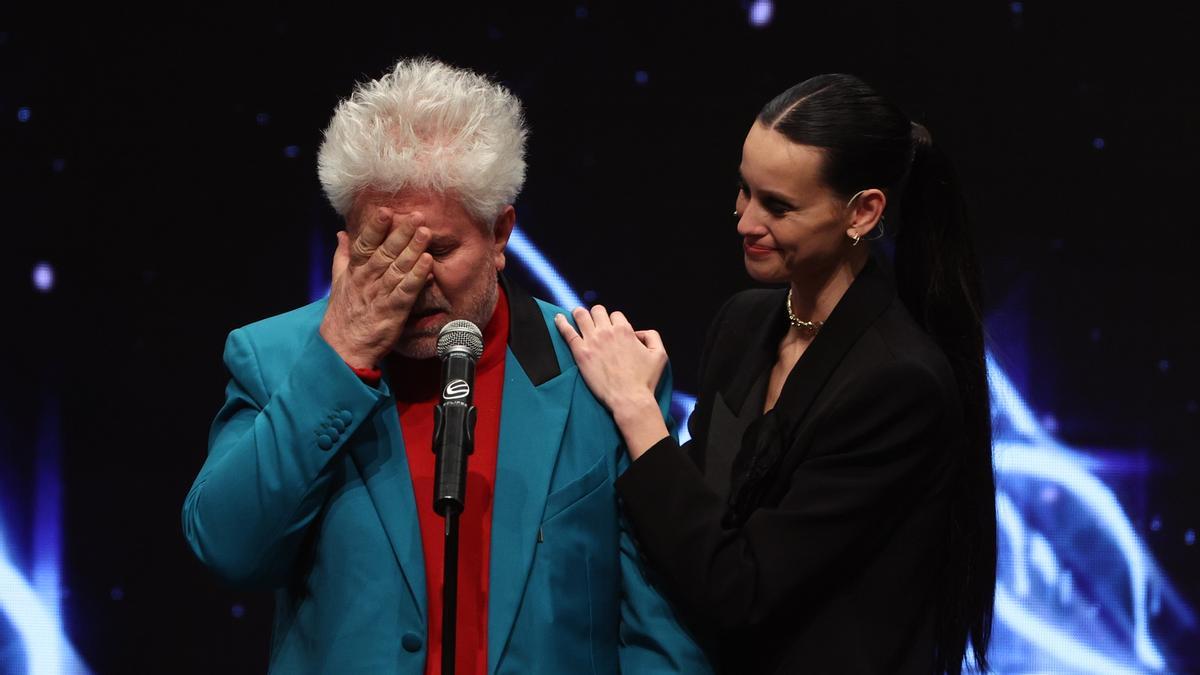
[615,365,715,674]
[614,359,949,631]
[181,327,389,587]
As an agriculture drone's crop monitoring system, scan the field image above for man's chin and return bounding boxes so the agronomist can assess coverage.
[393,312,451,359]
[393,334,439,360]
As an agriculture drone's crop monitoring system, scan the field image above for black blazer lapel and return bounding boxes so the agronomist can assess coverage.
[499,274,561,386]
[772,256,896,436]
[718,290,787,418]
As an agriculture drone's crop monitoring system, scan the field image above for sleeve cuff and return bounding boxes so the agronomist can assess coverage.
[615,434,685,497]
[348,363,383,387]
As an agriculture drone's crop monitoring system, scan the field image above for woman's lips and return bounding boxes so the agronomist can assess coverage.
[743,240,777,258]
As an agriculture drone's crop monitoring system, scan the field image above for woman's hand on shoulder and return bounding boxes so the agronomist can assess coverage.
[554,305,668,416]
[554,307,674,458]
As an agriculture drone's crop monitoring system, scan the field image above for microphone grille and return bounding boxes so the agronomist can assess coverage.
[436,319,484,360]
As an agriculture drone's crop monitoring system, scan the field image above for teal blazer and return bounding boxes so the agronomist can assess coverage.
[182,279,710,674]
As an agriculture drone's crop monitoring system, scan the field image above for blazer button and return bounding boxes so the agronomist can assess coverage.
[331,417,347,432]
[316,434,333,451]
[401,632,423,652]
[338,410,353,424]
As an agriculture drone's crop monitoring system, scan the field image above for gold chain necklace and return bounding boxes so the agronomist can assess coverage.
[786,288,824,335]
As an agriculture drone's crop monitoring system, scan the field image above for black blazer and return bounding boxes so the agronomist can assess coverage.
[616,258,966,674]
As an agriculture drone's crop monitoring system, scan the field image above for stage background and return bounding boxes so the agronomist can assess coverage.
[2,3,1198,673]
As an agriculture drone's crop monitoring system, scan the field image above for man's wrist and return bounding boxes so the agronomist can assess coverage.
[320,327,379,370]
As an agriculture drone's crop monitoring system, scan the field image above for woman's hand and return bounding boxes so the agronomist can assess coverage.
[554,306,671,459]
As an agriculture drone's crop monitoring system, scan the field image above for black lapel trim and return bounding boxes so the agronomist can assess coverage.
[500,274,562,386]
[772,256,896,432]
[720,289,788,417]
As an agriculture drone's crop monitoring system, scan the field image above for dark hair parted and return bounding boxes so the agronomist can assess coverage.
[759,74,997,674]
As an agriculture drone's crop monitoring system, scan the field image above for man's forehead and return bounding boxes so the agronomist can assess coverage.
[356,186,457,211]
[349,187,488,234]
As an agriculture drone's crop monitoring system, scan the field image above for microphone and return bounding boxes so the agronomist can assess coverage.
[432,319,483,518]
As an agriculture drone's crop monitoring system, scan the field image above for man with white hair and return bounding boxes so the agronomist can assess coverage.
[182,58,710,674]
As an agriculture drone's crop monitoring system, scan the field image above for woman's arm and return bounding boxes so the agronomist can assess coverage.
[614,360,950,630]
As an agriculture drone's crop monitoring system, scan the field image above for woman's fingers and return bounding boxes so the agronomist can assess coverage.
[572,306,596,337]
[635,329,664,351]
[590,304,613,330]
[610,310,633,330]
[554,313,582,346]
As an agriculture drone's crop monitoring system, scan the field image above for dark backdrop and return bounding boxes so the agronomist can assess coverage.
[2,4,1197,672]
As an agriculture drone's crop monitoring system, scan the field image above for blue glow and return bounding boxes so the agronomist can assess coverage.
[507,225,582,311]
[1094,137,1107,150]
[309,224,332,302]
[0,392,90,673]
[749,0,774,28]
[634,70,649,86]
[256,113,270,126]
[672,393,697,445]
[284,145,300,158]
[33,262,55,292]
[507,230,1198,671]
[17,107,31,123]
[1010,1,1024,15]
[1,529,90,674]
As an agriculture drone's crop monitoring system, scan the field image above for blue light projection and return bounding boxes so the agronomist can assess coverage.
[0,395,91,674]
[2,226,1194,672]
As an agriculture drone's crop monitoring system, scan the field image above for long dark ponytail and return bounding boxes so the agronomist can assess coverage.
[760,74,996,674]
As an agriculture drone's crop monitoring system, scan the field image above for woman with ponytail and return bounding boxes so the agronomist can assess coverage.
[554,74,996,674]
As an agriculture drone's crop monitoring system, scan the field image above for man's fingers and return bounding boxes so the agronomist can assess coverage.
[610,310,633,330]
[379,225,429,287]
[331,231,351,283]
[369,212,423,271]
[394,252,434,297]
[349,207,394,267]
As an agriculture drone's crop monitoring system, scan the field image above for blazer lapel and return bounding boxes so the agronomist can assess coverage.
[487,275,574,674]
[772,256,896,436]
[719,290,788,418]
[346,392,428,626]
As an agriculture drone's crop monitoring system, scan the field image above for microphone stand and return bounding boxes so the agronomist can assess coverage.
[441,506,461,675]
[433,346,477,675]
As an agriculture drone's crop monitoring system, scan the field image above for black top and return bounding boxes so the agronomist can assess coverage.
[702,369,768,502]
[616,258,965,674]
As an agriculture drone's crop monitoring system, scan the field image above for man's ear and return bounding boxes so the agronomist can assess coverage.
[491,205,516,271]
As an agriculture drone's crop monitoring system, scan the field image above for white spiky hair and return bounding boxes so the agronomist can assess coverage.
[317,57,528,226]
